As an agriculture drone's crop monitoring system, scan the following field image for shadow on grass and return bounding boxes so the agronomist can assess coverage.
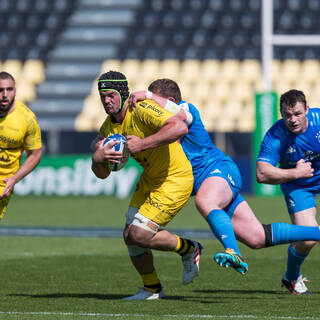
[193,289,318,296]
[9,293,209,301]
[9,287,314,302]
[8,293,128,300]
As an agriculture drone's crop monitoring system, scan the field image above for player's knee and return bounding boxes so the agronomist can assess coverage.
[244,239,265,250]
[124,228,150,247]
[245,224,272,249]
[195,196,215,219]
[242,233,265,249]
[127,245,148,257]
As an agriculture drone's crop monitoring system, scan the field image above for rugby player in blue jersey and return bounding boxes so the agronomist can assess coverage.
[130,81,320,283]
[257,89,320,295]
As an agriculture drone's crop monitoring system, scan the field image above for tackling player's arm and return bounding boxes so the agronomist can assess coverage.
[0,148,42,198]
[129,90,193,125]
[126,114,188,154]
[256,159,314,185]
[91,138,123,179]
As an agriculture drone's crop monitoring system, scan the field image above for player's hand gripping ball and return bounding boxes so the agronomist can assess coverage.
[103,134,130,171]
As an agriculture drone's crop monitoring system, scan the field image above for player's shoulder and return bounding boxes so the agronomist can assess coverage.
[137,99,164,111]
[266,119,287,139]
[136,99,167,118]
[308,106,320,112]
[308,107,320,123]
[15,100,38,120]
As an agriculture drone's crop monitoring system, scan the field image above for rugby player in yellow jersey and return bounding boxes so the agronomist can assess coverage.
[91,71,202,300]
[0,72,42,218]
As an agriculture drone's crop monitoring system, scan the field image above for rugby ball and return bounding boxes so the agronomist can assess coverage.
[103,134,130,171]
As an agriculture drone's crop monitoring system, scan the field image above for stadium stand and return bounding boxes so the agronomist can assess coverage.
[1,0,320,135]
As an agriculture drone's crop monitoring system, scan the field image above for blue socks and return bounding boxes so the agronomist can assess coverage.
[271,222,320,245]
[206,209,241,255]
[271,223,316,281]
[285,244,307,281]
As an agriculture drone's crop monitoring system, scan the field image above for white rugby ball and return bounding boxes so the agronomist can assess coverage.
[103,134,130,171]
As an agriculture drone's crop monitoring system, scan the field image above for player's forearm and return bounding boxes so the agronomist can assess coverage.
[91,151,111,179]
[141,117,187,150]
[147,92,192,125]
[13,149,42,184]
[91,161,110,179]
[256,161,299,185]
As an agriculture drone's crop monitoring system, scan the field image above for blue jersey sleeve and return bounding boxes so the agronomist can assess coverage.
[257,122,283,166]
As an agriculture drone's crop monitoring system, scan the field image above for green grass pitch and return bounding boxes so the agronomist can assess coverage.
[0,195,319,320]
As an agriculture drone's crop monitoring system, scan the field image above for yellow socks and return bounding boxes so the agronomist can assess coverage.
[174,235,195,255]
[141,271,162,293]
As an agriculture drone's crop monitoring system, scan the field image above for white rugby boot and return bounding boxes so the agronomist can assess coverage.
[281,274,311,295]
[182,241,202,285]
[123,287,165,300]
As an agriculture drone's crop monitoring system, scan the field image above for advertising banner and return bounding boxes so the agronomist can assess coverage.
[253,92,281,196]
[15,155,142,199]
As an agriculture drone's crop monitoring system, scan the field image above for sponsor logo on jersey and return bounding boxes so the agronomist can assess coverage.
[0,135,18,145]
[146,197,163,211]
[146,104,164,116]
[210,169,221,174]
[288,199,295,209]
[286,146,296,154]
[304,150,320,161]
[228,174,235,186]
[139,102,164,116]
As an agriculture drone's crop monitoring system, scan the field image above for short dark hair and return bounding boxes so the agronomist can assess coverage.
[0,72,15,83]
[280,89,307,112]
[148,79,182,103]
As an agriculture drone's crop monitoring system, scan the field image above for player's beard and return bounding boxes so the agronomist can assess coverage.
[104,102,122,116]
[0,98,14,117]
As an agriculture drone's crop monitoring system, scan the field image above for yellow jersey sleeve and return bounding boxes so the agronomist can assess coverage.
[23,111,42,150]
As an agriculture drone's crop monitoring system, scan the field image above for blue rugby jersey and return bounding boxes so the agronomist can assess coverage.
[178,101,230,177]
[257,107,320,189]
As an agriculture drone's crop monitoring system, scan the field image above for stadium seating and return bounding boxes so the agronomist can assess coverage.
[74,58,320,132]
[2,0,320,135]
[2,59,23,80]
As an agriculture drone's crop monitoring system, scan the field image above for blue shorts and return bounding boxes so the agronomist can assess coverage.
[225,193,245,218]
[192,158,244,217]
[281,183,317,214]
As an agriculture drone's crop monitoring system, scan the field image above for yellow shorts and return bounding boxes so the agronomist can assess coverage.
[0,182,11,219]
[129,173,193,226]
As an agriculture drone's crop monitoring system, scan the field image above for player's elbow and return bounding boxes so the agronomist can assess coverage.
[176,121,188,138]
[168,116,188,138]
[91,163,110,179]
[256,165,269,184]
[256,170,265,184]
[180,124,188,137]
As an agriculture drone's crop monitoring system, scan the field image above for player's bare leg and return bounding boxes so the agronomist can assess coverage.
[196,177,248,274]
[124,224,202,289]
